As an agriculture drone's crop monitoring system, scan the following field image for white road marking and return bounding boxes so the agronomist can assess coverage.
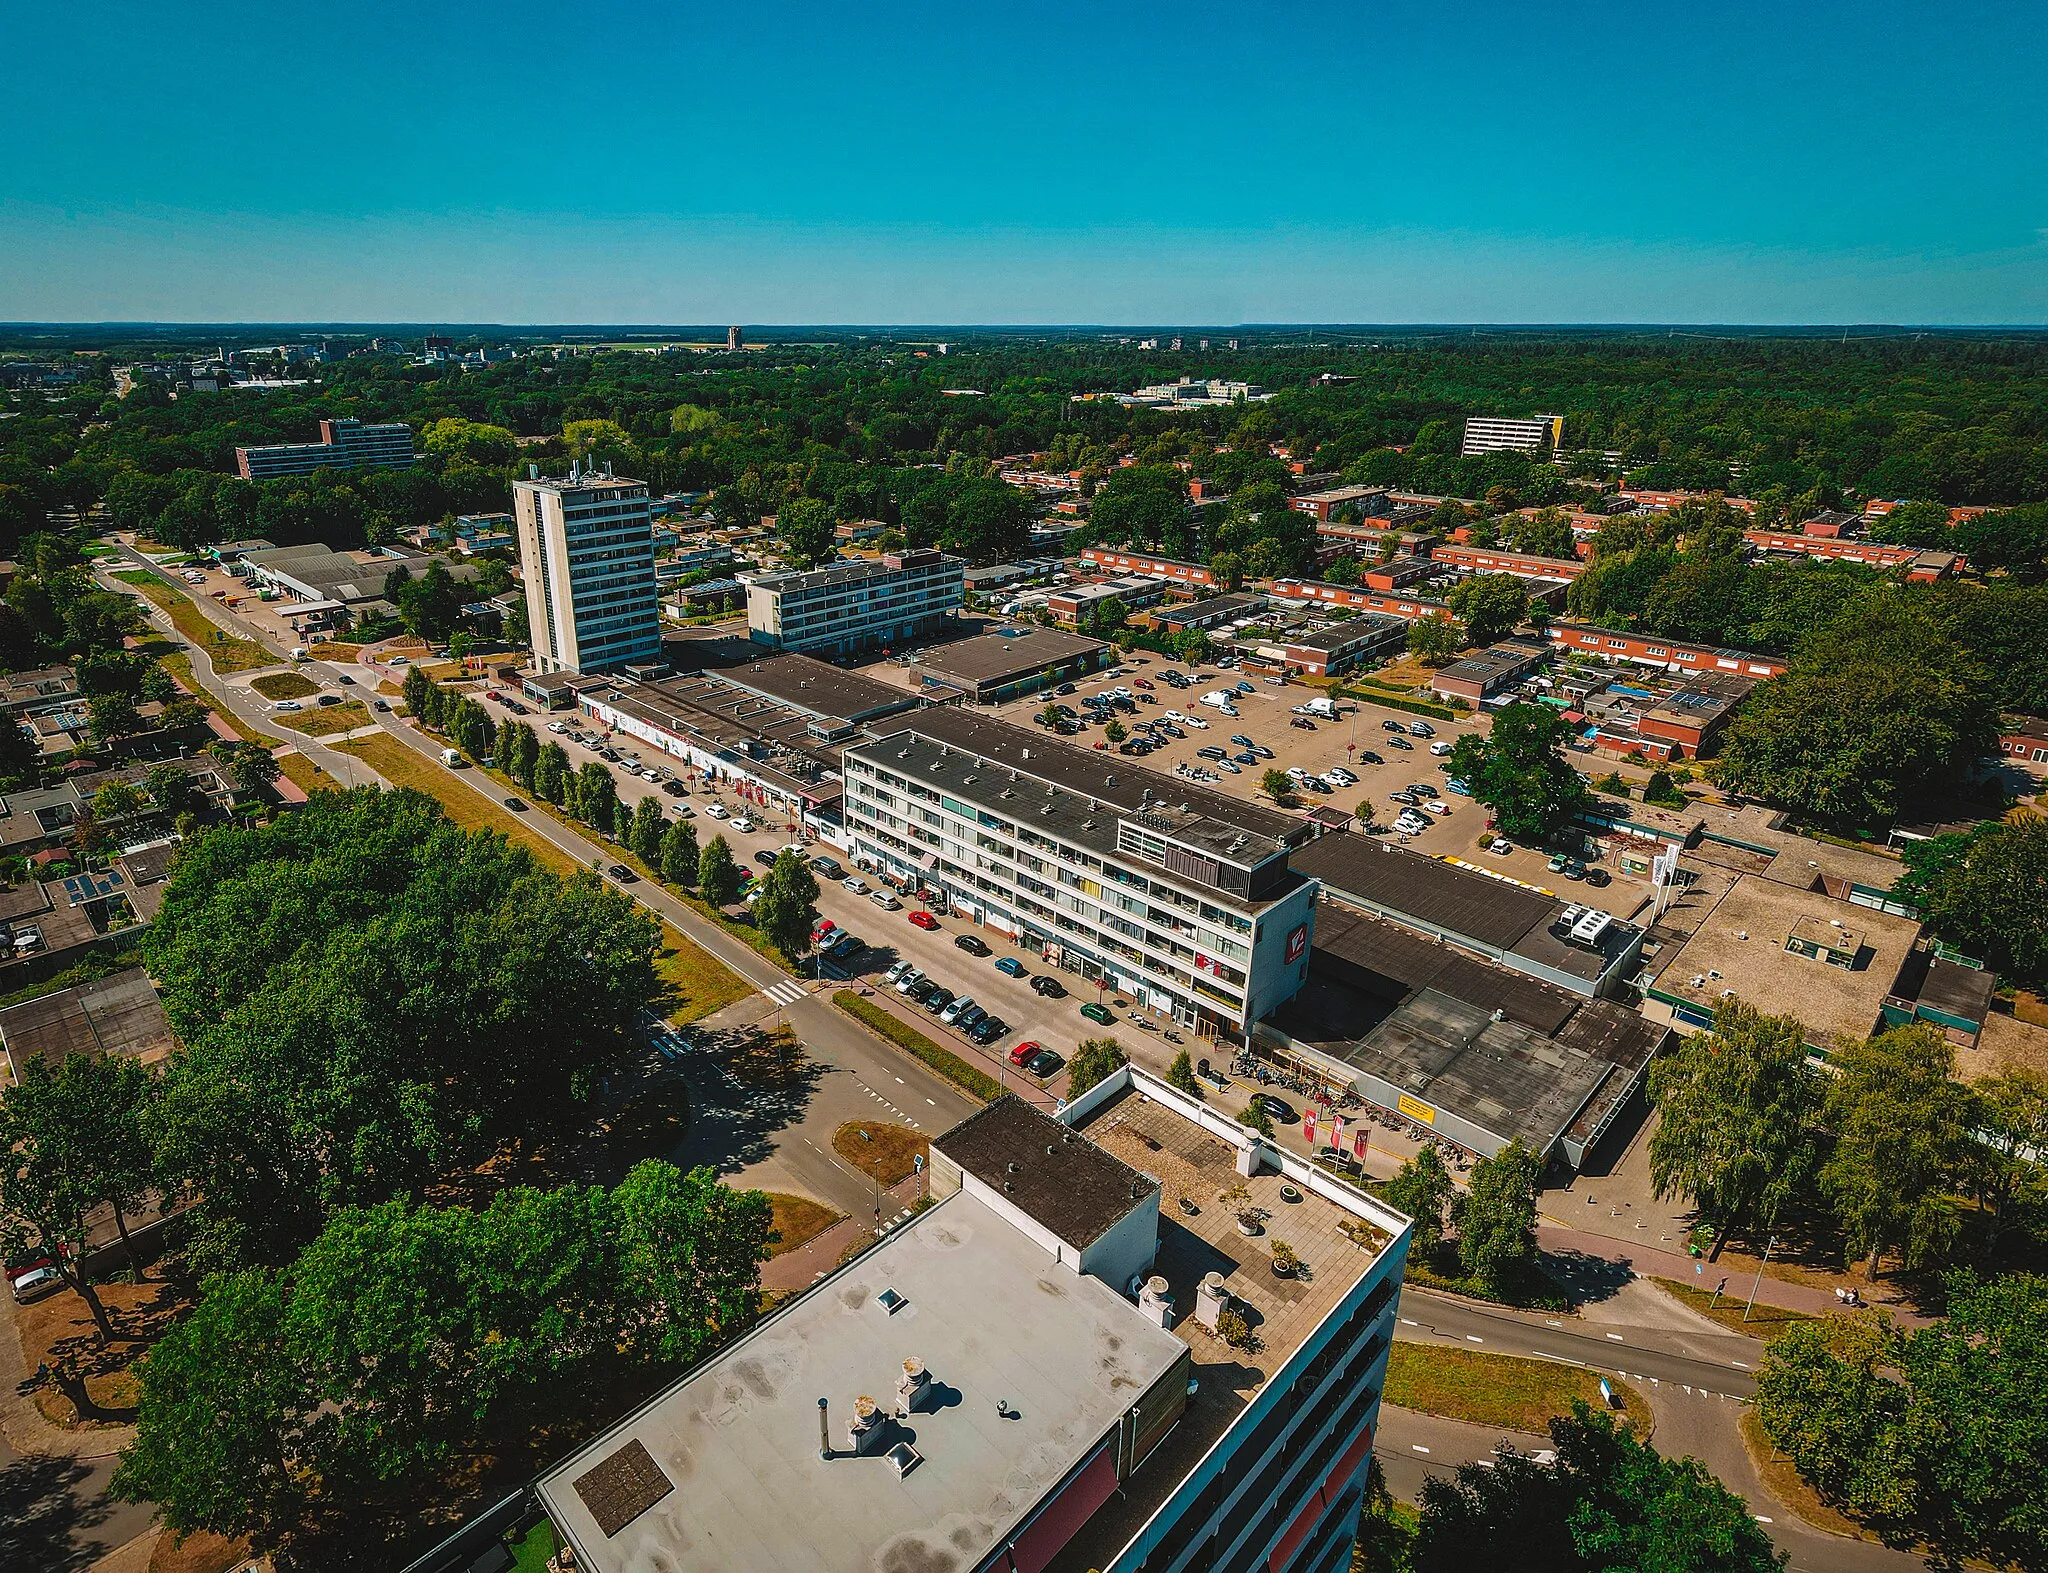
[926,1098,937,1105]
[1401,1317,1418,1326]
[1731,1359,1750,1369]
[1465,1335,1484,1343]
[1606,1333,1625,1342]
[1754,1516,1773,1524]
[1410,1445,1430,1454]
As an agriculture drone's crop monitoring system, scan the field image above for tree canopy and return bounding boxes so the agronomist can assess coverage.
[141,786,660,1271]
[1446,702,1589,845]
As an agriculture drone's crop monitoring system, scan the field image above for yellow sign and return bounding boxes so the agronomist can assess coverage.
[1397,1094,1437,1126]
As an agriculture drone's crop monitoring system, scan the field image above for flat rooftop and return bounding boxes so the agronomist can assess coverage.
[937,1096,1157,1249]
[913,627,1108,686]
[537,1189,1188,1573]
[871,707,1311,875]
[1049,1088,1397,1573]
[1278,614,1406,653]
[1648,874,1921,1046]
[1291,835,1553,950]
[0,967,176,1082]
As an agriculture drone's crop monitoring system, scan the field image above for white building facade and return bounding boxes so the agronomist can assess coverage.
[743,548,964,657]
[841,714,1319,1037]
[514,468,662,674]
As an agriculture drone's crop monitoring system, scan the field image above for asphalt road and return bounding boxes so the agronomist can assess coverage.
[0,1430,158,1572]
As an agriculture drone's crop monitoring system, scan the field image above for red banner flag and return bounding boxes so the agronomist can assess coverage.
[1353,1128,1368,1160]
[1329,1118,1345,1152]
[1303,1112,1317,1146]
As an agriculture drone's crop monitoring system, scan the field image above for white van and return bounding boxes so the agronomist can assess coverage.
[441,748,464,767]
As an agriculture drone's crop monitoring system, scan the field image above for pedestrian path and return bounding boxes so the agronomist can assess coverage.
[761,980,805,1007]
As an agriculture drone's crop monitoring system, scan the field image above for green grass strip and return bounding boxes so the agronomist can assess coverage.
[833,989,1000,1103]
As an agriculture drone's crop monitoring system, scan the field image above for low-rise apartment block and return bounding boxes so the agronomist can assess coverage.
[1235,615,1407,679]
[1460,414,1563,456]
[1268,579,1453,624]
[1077,547,1218,593]
[1546,623,1788,679]
[1047,576,1169,626]
[842,708,1320,1035]
[1430,543,1585,582]
[743,548,964,658]
[233,418,417,480]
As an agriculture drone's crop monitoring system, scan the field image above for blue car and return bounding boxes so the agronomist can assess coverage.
[994,956,1028,978]
[1444,778,1472,796]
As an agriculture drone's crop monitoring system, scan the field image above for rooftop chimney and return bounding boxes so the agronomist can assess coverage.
[817,1396,831,1461]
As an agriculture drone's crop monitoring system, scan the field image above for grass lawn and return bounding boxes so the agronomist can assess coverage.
[654,919,752,1024]
[305,641,364,660]
[275,701,372,736]
[113,571,278,673]
[505,1518,558,1573]
[1384,1343,1648,1435]
[276,751,341,795]
[833,990,1001,1102]
[250,670,319,701]
[1739,1409,1875,1543]
[766,1192,844,1256]
[335,733,582,877]
[1652,1277,1821,1343]
[834,1120,928,1186]
[153,649,283,746]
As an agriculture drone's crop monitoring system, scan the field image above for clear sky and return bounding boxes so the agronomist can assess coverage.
[4,0,2043,324]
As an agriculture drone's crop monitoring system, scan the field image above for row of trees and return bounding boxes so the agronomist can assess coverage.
[410,671,827,964]
[1648,999,2048,1273]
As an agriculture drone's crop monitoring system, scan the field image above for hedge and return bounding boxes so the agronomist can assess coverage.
[833,990,1002,1103]
[1339,686,1461,722]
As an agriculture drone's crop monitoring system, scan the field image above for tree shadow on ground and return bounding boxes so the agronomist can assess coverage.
[0,1449,118,1573]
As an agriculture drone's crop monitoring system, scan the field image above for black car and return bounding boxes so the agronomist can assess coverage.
[922,986,955,1015]
[1055,683,1076,695]
[373,699,392,711]
[902,978,936,1006]
[1031,975,1067,998]
[1386,736,1414,750]
[1382,719,1406,732]
[608,864,638,883]
[1024,1047,1065,1077]
[1356,750,1382,765]
[954,934,991,956]
[811,856,845,879]
[830,933,864,958]
[1583,868,1613,888]
[334,672,354,685]
[503,796,527,812]
[1252,1093,1295,1123]
[317,693,343,706]
[969,1016,1007,1045]
[754,849,779,867]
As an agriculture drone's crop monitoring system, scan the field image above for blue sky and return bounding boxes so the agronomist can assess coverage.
[4,0,2043,323]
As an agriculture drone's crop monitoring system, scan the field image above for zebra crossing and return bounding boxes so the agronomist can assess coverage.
[761,980,806,1007]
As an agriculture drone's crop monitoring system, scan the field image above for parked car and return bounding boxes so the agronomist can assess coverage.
[869,889,902,910]
[810,856,845,879]
[1080,1002,1115,1025]
[1488,837,1512,855]
[1009,1040,1042,1067]
[1584,867,1613,887]
[994,956,1027,978]
[954,933,990,956]
[1382,719,1406,732]
[830,933,865,958]
[1252,1093,1295,1123]
[1430,740,1454,756]
[754,849,780,868]
[813,918,838,944]
[731,817,757,833]
[1386,736,1413,750]
[1032,975,1066,997]
[939,995,974,1026]
[842,876,870,894]
[894,967,925,996]
[923,986,955,1016]
[9,1265,63,1304]
[1408,721,1435,737]
[704,803,729,819]
[1023,1047,1065,1077]
[884,959,912,985]
[908,909,940,931]
[1290,716,1316,729]
[968,1015,1007,1045]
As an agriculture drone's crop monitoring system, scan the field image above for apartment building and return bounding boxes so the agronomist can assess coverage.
[1235,615,1408,679]
[1430,544,1585,582]
[1268,579,1453,624]
[1459,414,1564,456]
[1546,622,1788,679]
[514,466,662,674]
[537,1078,1409,1573]
[232,418,416,480]
[841,708,1320,1036]
[1289,485,1392,523]
[743,548,964,658]
[1078,546,1218,592]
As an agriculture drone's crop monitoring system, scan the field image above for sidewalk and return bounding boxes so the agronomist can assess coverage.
[1536,1221,1933,1326]
[762,1174,925,1293]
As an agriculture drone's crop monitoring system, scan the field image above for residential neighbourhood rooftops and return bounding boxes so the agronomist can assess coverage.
[0,967,177,1083]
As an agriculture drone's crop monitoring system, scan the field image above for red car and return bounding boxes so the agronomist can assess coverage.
[1134,678,1153,689]
[813,919,839,944]
[1093,741,1108,750]
[1009,1041,1042,1067]
[908,910,940,931]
